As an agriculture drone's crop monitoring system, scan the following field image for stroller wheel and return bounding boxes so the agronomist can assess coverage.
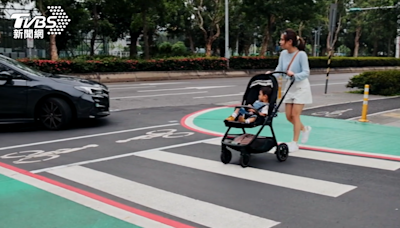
[220,148,232,164]
[276,143,289,162]
[240,154,251,168]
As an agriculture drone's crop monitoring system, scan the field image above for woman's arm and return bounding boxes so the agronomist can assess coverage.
[293,51,310,81]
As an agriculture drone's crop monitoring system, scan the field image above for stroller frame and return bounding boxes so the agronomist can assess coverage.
[220,71,295,167]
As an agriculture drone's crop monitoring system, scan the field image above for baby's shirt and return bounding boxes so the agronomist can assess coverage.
[252,100,269,115]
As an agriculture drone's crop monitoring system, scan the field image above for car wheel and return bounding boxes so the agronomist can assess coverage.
[38,97,72,130]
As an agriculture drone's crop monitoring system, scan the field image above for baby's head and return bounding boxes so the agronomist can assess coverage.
[258,86,272,102]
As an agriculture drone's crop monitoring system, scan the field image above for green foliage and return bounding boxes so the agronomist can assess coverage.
[346,70,400,96]
[229,56,400,69]
[171,41,188,56]
[15,56,400,77]
[17,56,227,73]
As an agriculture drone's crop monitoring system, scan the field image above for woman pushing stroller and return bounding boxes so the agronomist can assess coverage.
[265,28,313,152]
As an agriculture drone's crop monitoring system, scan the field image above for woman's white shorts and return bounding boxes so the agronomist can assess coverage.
[282,78,313,104]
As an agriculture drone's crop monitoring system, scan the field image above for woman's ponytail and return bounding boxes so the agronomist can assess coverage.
[297,36,306,51]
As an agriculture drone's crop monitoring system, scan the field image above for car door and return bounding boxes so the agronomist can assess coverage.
[0,63,29,119]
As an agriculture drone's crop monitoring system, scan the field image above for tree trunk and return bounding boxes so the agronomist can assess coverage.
[244,44,250,56]
[142,10,150,60]
[50,34,58,61]
[373,38,378,56]
[129,30,140,58]
[90,4,98,56]
[298,21,304,37]
[260,26,269,56]
[187,33,195,54]
[205,40,212,56]
[37,0,58,60]
[260,23,270,55]
[326,14,342,52]
[259,15,275,56]
[353,26,362,57]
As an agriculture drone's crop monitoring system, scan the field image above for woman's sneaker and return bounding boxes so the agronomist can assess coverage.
[287,141,299,152]
[301,126,312,144]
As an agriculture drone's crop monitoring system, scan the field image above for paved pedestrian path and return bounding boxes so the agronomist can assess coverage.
[182,106,400,160]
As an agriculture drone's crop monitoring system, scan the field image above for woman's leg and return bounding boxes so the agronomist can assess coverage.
[285,103,293,123]
[291,104,305,142]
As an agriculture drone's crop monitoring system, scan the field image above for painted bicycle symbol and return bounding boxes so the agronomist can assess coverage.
[311,109,352,118]
[0,144,98,164]
[116,129,194,143]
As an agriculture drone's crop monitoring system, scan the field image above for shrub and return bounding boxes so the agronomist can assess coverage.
[171,41,188,56]
[346,70,400,96]
[17,57,228,74]
[229,56,400,69]
[15,56,400,76]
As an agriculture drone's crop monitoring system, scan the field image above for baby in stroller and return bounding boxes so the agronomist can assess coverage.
[225,86,272,124]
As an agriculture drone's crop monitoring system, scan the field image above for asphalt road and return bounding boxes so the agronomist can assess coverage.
[302,96,400,119]
[107,73,361,111]
[1,73,400,228]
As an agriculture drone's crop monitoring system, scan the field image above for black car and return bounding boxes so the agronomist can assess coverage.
[0,55,110,130]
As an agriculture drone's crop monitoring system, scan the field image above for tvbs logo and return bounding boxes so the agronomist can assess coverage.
[11,6,70,40]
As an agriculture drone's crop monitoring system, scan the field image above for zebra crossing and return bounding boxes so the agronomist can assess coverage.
[42,137,400,228]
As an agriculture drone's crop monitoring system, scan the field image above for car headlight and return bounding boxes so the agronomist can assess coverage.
[74,86,101,95]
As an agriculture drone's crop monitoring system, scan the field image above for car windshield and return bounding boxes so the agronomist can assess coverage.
[0,55,49,77]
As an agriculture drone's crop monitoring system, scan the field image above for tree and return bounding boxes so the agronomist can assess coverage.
[190,0,224,57]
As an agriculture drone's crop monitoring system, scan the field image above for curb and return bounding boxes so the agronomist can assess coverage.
[72,66,400,83]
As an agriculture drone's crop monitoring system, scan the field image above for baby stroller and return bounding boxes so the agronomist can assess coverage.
[221,71,295,167]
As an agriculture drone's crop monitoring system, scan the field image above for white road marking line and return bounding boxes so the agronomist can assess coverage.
[47,166,281,228]
[193,93,244,99]
[133,150,357,197]
[138,85,236,93]
[111,91,207,99]
[107,82,189,87]
[0,123,179,151]
[215,101,241,106]
[204,137,222,145]
[310,82,347,86]
[30,137,219,173]
[0,166,172,228]
[289,150,400,171]
[303,95,400,111]
[203,138,400,170]
[346,108,400,120]
[109,86,156,90]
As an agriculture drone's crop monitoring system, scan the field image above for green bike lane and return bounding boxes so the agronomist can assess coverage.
[0,162,192,228]
[181,106,400,161]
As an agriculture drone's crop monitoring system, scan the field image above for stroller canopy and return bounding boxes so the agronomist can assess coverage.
[241,74,278,115]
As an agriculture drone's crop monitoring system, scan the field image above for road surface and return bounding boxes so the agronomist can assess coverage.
[1,73,399,228]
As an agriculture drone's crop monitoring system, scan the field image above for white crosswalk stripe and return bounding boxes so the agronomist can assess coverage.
[204,137,400,171]
[134,150,357,197]
[48,166,280,228]
[43,137,400,228]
